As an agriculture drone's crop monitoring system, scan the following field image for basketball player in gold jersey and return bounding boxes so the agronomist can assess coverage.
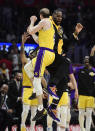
[20,32,38,131]
[27,8,56,121]
[20,32,47,131]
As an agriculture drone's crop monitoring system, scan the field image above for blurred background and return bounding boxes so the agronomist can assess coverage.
[0,0,95,64]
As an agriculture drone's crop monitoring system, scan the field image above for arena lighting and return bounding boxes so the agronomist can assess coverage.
[0,42,38,54]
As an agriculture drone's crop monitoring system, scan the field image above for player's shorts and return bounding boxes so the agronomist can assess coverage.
[58,92,69,106]
[32,47,55,77]
[78,95,94,109]
[22,86,38,106]
[49,92,69,106]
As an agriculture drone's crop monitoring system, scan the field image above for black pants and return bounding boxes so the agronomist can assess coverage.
[47,54,70,86]
[47,54,70,109]
[0,109,13,131]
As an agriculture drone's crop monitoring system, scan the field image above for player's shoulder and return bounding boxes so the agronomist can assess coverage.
[40,18,49,23]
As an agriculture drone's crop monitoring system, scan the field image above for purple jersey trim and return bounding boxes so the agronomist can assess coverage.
[34,48,45,77]
[40,47,54,52]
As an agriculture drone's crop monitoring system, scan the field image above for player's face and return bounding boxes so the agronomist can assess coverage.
[16,73,22,81]
[53,11,62,25]
[29,51,37,59]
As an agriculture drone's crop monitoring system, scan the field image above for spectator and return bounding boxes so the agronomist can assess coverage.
[0,84,15,131]
[8,71,22,131]
[0,62,10,80]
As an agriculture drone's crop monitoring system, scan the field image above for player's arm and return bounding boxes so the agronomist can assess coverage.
[67,81,74,90]
[41,77,47,88]
[32,34,39,44]
[69,73,78,99]
[20,32,30,65]
[73,23,83,40]
[27,16,44,35]
[90,45,95,56]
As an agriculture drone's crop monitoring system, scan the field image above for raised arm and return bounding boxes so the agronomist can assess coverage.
[27,16,44,35]
[20,32,30,66]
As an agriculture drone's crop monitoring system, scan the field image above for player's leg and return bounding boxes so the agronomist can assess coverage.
[86,108,93,131]
[32,49,55,121]
[66,106,71,131]
[30,106,37,131]
[57,106,61,131]
[47,55,70,98]
[85,96,94,131]
[47,115,53,131]
[78,95,86,131]
[60,106,68,131]
[21,104,30,131]
[58,92,69,131]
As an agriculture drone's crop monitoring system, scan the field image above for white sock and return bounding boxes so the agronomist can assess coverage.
[57,126,60,131]
[79,109,85,131]
[38,104,43,111]
[30,106,37,131]
[47,127,52,131]
[60,106,68,129]
[86,108,93,131]
[21,104,30,128]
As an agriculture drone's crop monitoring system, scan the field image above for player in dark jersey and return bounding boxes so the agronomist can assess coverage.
[74,56,95,131]
[47,8,83,99]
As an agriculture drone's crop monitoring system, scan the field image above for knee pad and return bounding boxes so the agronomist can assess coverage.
[33,77,43,96]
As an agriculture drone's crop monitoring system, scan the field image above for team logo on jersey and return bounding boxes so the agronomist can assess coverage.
[89,72,95,76]
[35,72,38,76]
[58,27,63,38]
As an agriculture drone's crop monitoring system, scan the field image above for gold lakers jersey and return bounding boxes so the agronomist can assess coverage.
[22,68,38,105]
[38,19,55,50]
[50,16,63,54]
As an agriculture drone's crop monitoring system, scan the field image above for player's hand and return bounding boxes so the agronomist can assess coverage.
[67,82,74,89]
[30,16,37,23]
[90,45,95,56]
[75,23,83,34]
[22,32,30,44]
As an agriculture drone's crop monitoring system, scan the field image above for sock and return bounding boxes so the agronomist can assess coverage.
[79,109,85,131]
[21,104,30,128]
[86,108,93,131]
[47,127,52,131]
[57,126,60,131]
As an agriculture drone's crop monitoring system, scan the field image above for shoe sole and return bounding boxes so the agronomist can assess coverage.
[32,110,47,121]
